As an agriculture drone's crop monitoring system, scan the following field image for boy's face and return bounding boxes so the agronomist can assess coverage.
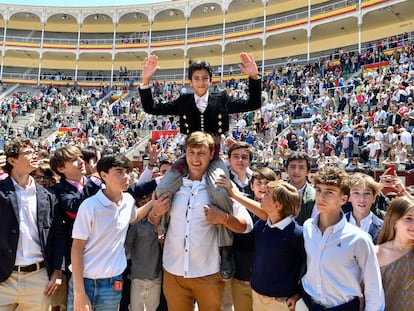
[348,184,376,217]
[229,148,250,177]
[84,157,97,175]
[186,144,214,180]
[315,183,348,214]
[261,186,277,214]
[58,155,86,181]
[32,169,54,188]
[190,69,211,97]
[251,178,271,202]
[160,163,172,175]
[101,166,130,192]
[286,159,309,189]
[8,146,39,175]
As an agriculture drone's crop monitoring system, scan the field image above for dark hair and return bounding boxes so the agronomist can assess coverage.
[228,142,254,162]
[188,60,213,81]
[97,154,132,175]
[251,167,276,184]
[159,159,173,167]
[4,138,35,174]
[81,146,100,163]
[286,151,311,171]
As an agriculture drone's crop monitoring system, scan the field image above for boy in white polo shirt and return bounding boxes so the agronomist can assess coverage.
[68,154,167,311]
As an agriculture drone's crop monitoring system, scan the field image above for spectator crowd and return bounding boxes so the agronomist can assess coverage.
[0,32,413,311]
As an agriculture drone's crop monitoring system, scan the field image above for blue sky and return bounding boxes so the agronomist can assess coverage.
[0,0,166,6]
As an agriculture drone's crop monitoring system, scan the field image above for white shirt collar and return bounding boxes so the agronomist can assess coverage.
[195,93,209,113]
[266,215,293,230]
[11,176,36,193]
[349,212,373,232]
[194,92,209,103]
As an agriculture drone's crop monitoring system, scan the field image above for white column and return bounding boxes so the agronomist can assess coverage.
[148,15,153,58]
[183,16,189,84]
[221,9,226,83]
[75,22,81,81]
[358,0,362,54]
[37,22,45,86]
[262,0,268,78]
[0,19,8,80]
[307,0,311,62]
[111,22,117,87]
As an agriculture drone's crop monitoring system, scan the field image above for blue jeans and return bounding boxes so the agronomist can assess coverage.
[68,275,123,311]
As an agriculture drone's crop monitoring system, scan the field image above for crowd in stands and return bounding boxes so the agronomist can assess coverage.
[3,33,414,174]
[139,37,414,176]
[0,32,413,311]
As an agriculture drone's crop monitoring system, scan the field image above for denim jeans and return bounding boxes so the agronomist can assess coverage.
[68,274,123,311]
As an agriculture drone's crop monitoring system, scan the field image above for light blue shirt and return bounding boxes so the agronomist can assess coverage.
[301,213,385,310]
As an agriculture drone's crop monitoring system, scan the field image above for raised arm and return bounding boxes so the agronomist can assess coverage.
[130,199,153,225]
[141,54,160,86]
[216,174,268,220]
[239,52,259,80]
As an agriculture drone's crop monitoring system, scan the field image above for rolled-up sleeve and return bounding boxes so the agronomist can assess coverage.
[232,199,253,233]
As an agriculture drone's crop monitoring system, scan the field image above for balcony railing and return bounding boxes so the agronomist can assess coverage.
[0,0,365,48]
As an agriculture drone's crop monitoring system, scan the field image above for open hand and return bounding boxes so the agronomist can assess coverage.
[148,142,162,165]
[142,55,160,85]
[239,52,259,79]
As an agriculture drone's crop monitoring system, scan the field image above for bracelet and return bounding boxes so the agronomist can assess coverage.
[151,209,160,218]
[223,213,230,225]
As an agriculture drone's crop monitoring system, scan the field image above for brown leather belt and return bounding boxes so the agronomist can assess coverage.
[13,261,45,273]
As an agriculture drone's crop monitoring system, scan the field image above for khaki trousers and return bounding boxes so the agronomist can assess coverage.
[0,268,50,311]
[163,270,224,311]
[231,279,252,311]
[252,289,290,311]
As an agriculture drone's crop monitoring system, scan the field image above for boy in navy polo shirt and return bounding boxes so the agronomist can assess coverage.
[251,181,305,311]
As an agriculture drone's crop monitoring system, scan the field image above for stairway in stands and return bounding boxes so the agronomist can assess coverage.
[11,104,82,144]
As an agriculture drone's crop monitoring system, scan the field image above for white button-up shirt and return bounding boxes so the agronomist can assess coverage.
[13,176,43,266]
[301,214,385,310]
[195,93,209,114]
[163,175,253,278]
[349,212,373,234]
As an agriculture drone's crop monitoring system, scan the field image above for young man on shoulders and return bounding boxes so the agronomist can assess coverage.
[140,53,262,279]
